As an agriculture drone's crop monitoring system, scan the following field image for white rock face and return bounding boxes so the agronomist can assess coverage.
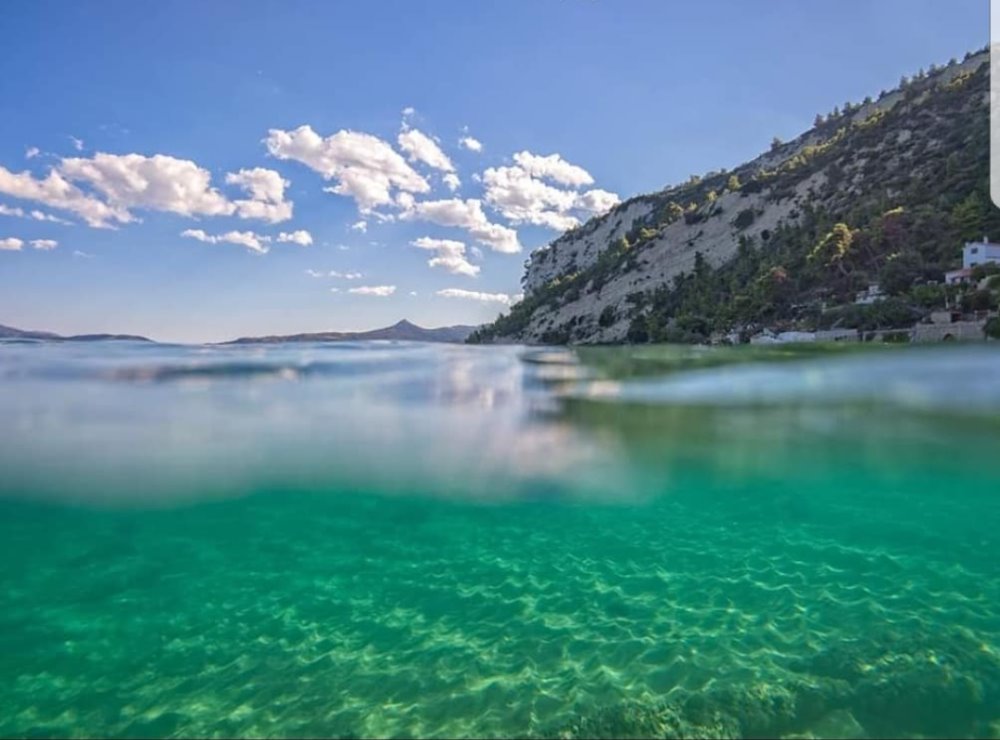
[497,51,988,345]
[523,198,655,294]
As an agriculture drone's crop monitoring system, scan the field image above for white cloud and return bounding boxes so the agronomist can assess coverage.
[400,197,521,253]
[411,236,479,277]
[30,239,57,250]
[60,153,233,219]
[180,228,270,254]
[350,220,368,233]
[265,125,429,213]
[226,167,293,223]
[482,164,580,230]
[397,128,455,173]
[0,155,293,228]
[0,165,131,228]
[305,268,325,277]
[512,151,594,187]
[436,288,512,304]
[481,159,620,231]
[409,290,418,296]
[72,250,93,258]
[575,188,620,214]
[31,209,72,224]
[459,136,483,153]
[0,237,24,251]
[349,284,396,296]
[0,203,72,224]
[276,229,313,246]
[69,136,84,152]
[402,106,415,118]
[25,147,40,159]
[443,173,461,192]
[330,270,362,279]
[330,287,340,293]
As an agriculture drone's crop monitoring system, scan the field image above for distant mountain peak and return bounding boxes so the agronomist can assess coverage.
[225,319,480,345]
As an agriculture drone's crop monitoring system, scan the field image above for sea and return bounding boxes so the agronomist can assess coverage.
[0,338,998,738]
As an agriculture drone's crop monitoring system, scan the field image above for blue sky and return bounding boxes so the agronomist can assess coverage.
[0,0,988,343]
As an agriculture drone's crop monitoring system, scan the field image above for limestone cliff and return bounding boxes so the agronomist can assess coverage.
[470,50,990,345]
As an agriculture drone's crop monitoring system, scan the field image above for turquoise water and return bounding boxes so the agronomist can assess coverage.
[1,340,999,738]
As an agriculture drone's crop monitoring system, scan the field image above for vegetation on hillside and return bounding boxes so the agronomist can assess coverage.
[469,50,999,345]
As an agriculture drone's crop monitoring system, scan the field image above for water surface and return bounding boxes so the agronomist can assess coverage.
[1,340,998,738]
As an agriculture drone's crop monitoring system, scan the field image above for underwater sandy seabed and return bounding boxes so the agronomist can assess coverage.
[0,341,998,738]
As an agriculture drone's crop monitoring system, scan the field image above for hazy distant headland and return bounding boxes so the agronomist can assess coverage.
[0,319,478,345]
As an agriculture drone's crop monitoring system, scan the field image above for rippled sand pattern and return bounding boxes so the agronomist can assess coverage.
[2,342,999,738]
[1,477,998,739]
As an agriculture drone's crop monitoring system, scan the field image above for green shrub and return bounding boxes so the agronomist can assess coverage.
[598,305,617,328]
[984,317,1000,340]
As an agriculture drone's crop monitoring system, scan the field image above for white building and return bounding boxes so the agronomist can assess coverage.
[963,238,1000,269]
[945,237,1000,285]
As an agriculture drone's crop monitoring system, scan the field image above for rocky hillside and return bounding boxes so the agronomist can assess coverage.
[470,48,995,345]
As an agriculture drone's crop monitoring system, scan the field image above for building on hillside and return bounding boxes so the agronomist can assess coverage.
[946,237,1000,284]
[854,283,885,304]
[963,237,1000,268]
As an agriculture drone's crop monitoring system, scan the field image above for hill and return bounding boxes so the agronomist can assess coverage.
[469,48,997,345]
[0,323,151,342]
[225,319,478,344]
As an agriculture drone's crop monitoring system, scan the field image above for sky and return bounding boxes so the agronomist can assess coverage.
[0,0,989,343]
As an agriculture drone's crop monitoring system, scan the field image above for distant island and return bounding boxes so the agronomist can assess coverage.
[224,319,478,344]
[0,323,152,343]
[0,319,478,345]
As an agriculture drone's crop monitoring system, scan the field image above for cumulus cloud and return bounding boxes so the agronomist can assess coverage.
[436,288,512,304]
[69,136,84,152]
[402,106,415,118]
[60,153,234,218]
[397,128,455,173]
[512,151,594,187]
[349,284,396,296]
[0,155,294,228]
[411,236,479,277]
[0,237,24,251]
[25,147,40,159]
[442,173,461,192]
[265,125,429,213]
[276,229,313,246]
[459,136,483,152]
[482,164,580,230]
[305,268,325,277]
[575,188,621,214]
[401,197,521,253]
[30,239,57,250]
[481,155,620,231]
[0,165,131,228]
[350,220,367,233]
[0,203,71,224]
[181,228,270,254]
[226,167,293,223]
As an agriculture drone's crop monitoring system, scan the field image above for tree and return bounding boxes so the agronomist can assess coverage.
[810,223,856,276]
[814,113,825,127]
[727,174,741,192]
[770,136,783,152]
[985,317,1000,340]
